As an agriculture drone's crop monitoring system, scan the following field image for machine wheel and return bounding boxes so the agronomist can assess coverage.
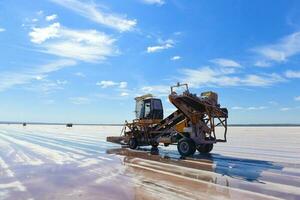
[197,144,213,153]
[177,138,196,157]
[151,141,159,148]
[150,146,159,155]
[128,138,138,149]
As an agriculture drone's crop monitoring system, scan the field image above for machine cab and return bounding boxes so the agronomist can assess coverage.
[135,94,163,120]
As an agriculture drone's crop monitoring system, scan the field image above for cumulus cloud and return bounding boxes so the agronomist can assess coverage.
[50,0,136,32]
[46,14,58,21]
[171,56,181,61]
[29,22,60,44]
[96,81,127,89]
[253,31,300,63]
[141,0,165,5]
[295,96,300,101]
[210,58,241,67]
[0,28,5,32]
[180,66,285,88]
[147,39,174,53]
[29,22,117,62]
[285,70,300,78]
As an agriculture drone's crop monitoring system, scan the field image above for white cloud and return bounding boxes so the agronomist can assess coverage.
[140,85,170,96]
[0,28,6,32]
[36,59,76,73]
[210,58,241,67]
[96,81,118,88]
[35,75,44,80]
[295,96,300,101]
[254,60,271,67]
[280,107,291,111]
[247,106,267,110]
[56,80,68,85]
[253,31,300,63]
[37,10,44,15]
[171,56,181,61]
[268,101,278,106]
[147,39,174,53]
[46,14,58,21]
[50,0,136,32]
[0,59,76,91]
[231,106,243,110]
[285,70,300,78]
[29,22,117,62]
[29,22,60,44]
[120,92,129,96]
[70,97,90,105]
[180,66,285,88]
[74,72,86,77]
[231,106,267,110]
[96,80,127,89]
[141,0,165,5]
[26,79,67,93]
[119,81,128,89]
[241,74,284,87]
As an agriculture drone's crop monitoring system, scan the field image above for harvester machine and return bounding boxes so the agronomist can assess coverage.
[107,83,228,157]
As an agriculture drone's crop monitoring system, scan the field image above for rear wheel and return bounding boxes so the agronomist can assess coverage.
[151,141,159,148]
[177,138,196,157]
[197,144,213,153]
[128,138,138,149]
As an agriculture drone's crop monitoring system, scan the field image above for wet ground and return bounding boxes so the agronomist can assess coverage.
[0,125,299,200]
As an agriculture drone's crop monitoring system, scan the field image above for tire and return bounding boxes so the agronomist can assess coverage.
[128,138,138,149]
[177,138,196,157]
[197,144,213,153]
[150,146,159,155]
[151,141,159,148]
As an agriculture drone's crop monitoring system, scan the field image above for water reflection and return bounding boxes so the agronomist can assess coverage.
[107,147,284,183]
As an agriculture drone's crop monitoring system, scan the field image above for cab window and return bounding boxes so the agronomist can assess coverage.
[144,102,151,118]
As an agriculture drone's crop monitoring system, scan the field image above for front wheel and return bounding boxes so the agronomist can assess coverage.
[177,138,196,157]
[197,144,213,153]
[128,138,138,149]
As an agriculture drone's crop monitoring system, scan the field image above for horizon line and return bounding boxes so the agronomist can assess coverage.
[1,121,300,127]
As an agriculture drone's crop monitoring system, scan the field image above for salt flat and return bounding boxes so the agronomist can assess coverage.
[0,125,299,200]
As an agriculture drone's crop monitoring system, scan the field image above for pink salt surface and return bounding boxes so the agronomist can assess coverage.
[0,125,299,200]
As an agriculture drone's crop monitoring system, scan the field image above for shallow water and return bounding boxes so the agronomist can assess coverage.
[0,125,299,200]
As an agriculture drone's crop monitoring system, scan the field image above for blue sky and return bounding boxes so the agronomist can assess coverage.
[0,0,300,124]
